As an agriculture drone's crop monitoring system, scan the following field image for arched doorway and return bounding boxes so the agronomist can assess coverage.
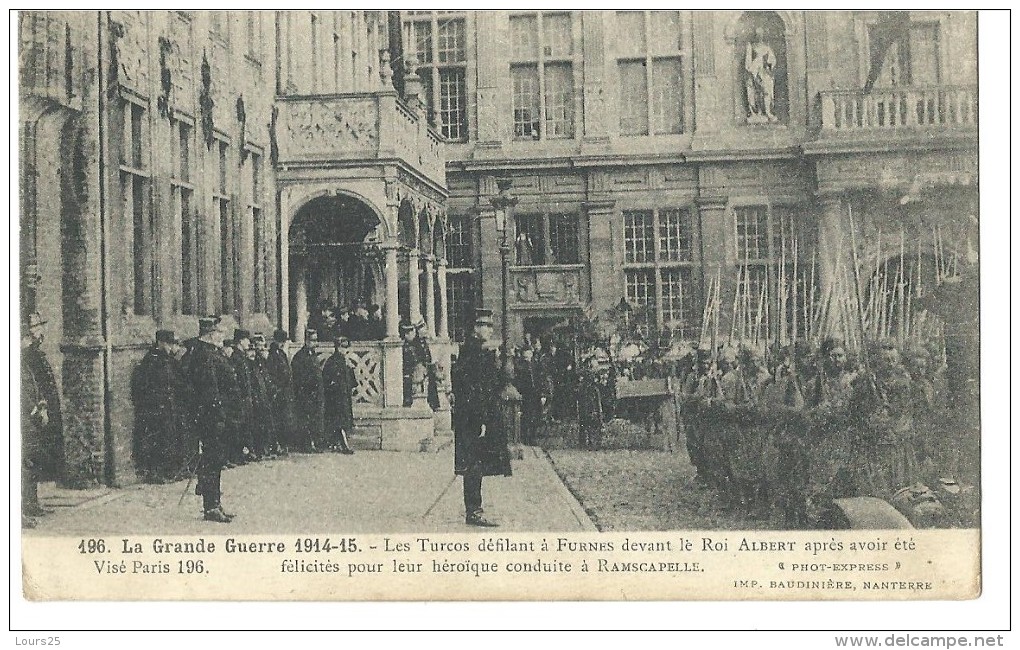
[288,195,385,341]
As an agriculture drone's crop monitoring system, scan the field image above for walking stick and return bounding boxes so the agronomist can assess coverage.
[422,473,459,519]
[177,451,200,507]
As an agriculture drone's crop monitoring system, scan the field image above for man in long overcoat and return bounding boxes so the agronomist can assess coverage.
[452,308,511,527]
[185,316,235,523]
[292,328,325,452]
[21,313,62,525]
[250,334,280,458]
[266,330,295,453]
[229,329,257,463]
[131,330,193,483]
[322,336,356,454]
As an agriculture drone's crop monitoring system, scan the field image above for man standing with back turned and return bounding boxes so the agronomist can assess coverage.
[452,308,511,527]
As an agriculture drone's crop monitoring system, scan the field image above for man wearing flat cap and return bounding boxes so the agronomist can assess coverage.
[184,316,235,522]
[291,328,325,452]
[131,330,194,483]
[452,308,512,527]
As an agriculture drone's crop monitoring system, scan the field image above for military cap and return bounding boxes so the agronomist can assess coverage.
[413,317,427,330]
[251,333,267,346]
[335,335,351,348]
[473,308,494,327]
[273,329,289,343]
[399,321,415,334]
[155,329,178,345]
[304,328,318,340]
[198,315,221,335]
[233,329,252,343]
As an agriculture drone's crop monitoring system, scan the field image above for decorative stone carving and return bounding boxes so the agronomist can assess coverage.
[282,98,378,157]
[110,11,147,89]
[744,29,778,123]
[511,268,582,305]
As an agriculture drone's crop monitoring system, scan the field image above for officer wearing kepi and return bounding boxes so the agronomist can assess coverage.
[452,308,512,527]
[185,316,236,523]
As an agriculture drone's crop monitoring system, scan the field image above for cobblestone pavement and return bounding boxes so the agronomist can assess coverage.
[25,446,595,535]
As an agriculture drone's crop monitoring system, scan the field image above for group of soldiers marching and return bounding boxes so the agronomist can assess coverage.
[667,337,944,527]
[132,317,356,523]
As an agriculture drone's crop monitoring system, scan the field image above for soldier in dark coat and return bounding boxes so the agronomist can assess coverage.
[229,329,258,463]
[266,330,295,454]
[250,334,280,458]
[414,319,441,410]
[323,336,356,454]
[185,316,235,523]
[401,321,423,406]
[292,328,325,452]
[452,309,511,527]
[21,313,61,526]
[576,355,605,450]
[131,330,194,483]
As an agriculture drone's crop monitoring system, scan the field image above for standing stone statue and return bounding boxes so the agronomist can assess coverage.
[745,27,778,123]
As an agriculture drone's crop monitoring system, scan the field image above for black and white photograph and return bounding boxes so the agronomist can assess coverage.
[13,8,997,618]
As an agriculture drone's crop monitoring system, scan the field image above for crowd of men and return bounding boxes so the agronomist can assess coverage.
[131,317,356,523]
[309,301,385,342]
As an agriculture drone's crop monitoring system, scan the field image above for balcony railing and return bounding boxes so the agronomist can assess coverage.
[275,91,446,186]
[820,85,977,133]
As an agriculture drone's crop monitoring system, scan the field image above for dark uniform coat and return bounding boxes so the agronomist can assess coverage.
[21,343,63,481]
[266,344,296,449]
[183,340,234,496]
[323,350,356,444]
[131,346,194,481]
[229,351,257,459]
[291,345,325,450]
[251,357,279,456]
[452,336,511,477]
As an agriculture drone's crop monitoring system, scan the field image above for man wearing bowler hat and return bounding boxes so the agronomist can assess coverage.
[21,312,62,527]
[131,329,193,483]
[185,316,235,522]
[452,308,512,527]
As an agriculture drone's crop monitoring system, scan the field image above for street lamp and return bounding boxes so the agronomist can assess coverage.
[490,178,519,358]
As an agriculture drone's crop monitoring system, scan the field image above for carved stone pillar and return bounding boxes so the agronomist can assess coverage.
[423,256,436,337]
[384,244,399,338]
[436,258,449,340]
[407,248,422,326]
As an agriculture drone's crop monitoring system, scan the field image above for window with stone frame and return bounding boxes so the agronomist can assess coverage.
[172,116,202,315]
[245,149,270,315]
[869,20,941,88]
[733,204,808,341]
[445,214,472,268]
[446,271,475,343]
[623,208,701,338]
[213,137,236,315]
[513,211,581,267]
[509,12,575,140]
[119,95,155,317]
[616,11,684,136]
[406,12,469,141]
[245,11,262,62]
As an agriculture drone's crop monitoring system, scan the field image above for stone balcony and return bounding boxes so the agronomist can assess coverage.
[274,91,446,186]
[817,85,976,141]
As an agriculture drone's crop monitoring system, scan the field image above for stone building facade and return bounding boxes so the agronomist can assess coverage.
[19,10,449,486]
[402,11,977,346]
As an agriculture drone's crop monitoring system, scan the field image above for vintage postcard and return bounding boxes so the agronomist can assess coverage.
[16,9,985,606]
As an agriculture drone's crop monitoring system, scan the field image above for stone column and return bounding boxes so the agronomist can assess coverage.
[384,244,399,338]
[436,258,449,339]
[816,191,846,297]
[295,268,308,342]
[422,255,436,337]
[407,248,422,326]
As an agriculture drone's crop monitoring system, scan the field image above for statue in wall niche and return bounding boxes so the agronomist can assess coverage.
[744,28,778,124]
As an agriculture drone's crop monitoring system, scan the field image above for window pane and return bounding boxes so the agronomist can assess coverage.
[252,207,263,312]
[543,13,572,58]
[649,11,682,55]
[447,272,475,342]
[616,12,646,57]
[131,104,144,168]
[437,18,465,63]
[251,153,261,200]
[736,263,769,334]
[661,267,698,337]
[909,23,940,85]
[658,209,692,262]
[543,63,574,138]
[624,210,654,263]
[735,206,768,261]
[619,61,649,135]
[417,67,435,125]
[178,122,191,181]
[439,68,467,140]
[181,189,196,315]
[511,65,540,138]
[549,214,579,264]
[410,21,432,64]
[218,142,228,194]
[129,175,150,315]
[446,215,471,267]
[510,15,538,60]
[770,206,798,260]
[651,58,683,134]
[514,214,545,265]
[625,269,656,329]
[219,198,233,312]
